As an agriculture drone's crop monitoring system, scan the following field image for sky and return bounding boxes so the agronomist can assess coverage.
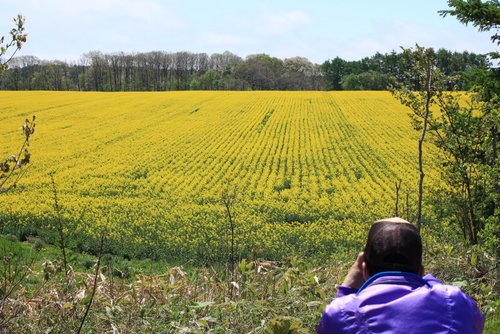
[0,0,497,64]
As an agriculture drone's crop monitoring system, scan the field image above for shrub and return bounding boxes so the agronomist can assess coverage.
[32,238,45,252]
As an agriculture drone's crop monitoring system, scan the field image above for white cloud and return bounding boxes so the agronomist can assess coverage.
[258,9,311,35]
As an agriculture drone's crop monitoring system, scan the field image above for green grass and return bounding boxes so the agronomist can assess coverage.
[484,313,500,334]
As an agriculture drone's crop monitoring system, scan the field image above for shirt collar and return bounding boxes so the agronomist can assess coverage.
[356,271,430,295]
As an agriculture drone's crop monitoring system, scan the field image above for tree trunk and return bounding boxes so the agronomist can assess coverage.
[394,179,402,217]
[416,59,433,231]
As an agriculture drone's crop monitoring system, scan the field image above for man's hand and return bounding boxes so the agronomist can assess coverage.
[342,252,366,290]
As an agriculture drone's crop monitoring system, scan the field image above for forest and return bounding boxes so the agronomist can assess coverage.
[0,48,490,91]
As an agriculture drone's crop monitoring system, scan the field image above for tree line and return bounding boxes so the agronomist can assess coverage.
[0,49,491,91]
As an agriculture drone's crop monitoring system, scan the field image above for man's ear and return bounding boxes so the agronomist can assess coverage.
[418,265,424,276]
[362,261,370,280]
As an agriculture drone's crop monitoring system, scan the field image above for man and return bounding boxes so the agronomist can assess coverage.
[317,217,484,333]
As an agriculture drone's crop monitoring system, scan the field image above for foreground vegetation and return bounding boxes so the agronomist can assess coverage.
[0,235,497,333]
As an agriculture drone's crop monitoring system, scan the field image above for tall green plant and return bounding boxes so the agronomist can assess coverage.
[391,45,447,230]
[439,0,499,252]
[393,45,497,247]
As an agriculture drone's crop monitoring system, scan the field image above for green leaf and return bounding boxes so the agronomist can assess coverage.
[451,280,467,288]
[470,251,478,266]
[191,301,214,309]
[306,301,322,307]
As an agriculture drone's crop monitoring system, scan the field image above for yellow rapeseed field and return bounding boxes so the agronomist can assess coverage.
[0,91,438,260]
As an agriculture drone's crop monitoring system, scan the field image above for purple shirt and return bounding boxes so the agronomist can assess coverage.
[318,272,484,334]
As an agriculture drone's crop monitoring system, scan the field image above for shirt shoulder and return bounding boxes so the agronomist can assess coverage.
[421,274,484,333]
